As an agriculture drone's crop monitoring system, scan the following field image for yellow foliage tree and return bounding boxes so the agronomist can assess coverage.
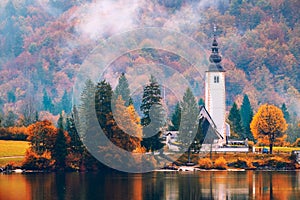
[250,104,288,154]
[112,96,143,151]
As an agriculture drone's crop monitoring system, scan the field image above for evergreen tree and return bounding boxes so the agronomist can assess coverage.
[7,90,16,103]
[229,0,243,17]
[95,80,114,139]
[140,75,163,126]
[178,88,199,163]
[281,103,290,123]
[141,103,166,152]
[3,110,18,127]
[228,102,244,138]
[240,94,254,140]
[114,73,131,106]
[79,79,101,153]
[61,90,72,114]
[0,113,2,127]
[43,89,53,112]
[140,76,165,152]
[2,1,24,57]
[198,98,205,107]
[66,108,84,155]
[53,114,67,169]
[169,102,181,131]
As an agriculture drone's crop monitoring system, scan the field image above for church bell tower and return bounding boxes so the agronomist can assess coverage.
[205,26,226,144]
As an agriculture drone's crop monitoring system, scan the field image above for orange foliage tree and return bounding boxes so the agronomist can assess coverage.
[250,104,288,154]
[27,120,57,155]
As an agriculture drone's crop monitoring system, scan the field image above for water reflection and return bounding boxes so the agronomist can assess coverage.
[0,171,299,200]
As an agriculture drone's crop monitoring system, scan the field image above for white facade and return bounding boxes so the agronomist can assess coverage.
[205,71,226,142]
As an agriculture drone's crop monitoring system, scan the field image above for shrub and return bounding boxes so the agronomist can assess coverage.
[233,157,255,169]
[214,157,227,169]
[198,158,213,169]
[266,156,290,169]
[22,148,54,170]
[292,138,300,147]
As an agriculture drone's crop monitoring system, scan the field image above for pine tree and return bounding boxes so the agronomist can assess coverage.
[7,90,16,103]
[2,1,24,57]
[61,90,72,114]
[95,80,114,139]
[79,79,101,153]
[178,88,199,163]
[240,94,254,140]
[140,75,165,152]
[3,110,18,127]
[169,102,181,131]
[228,102,244,138]
[66,108,84,155]
[140,75,163,126]
[53,114,67,169]
[141,104,166,152]
[198,98,205,107]
[281,103,290,123]
[114,73,131,106]
[43,89,53,112]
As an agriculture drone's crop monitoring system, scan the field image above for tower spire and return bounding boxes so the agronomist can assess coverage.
[208,24,224,71]
[210,24,221,63]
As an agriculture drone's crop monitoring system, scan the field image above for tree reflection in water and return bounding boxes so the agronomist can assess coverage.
[0,171,300,199]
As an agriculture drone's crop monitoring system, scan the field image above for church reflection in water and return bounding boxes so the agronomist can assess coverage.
[1,171,300,200]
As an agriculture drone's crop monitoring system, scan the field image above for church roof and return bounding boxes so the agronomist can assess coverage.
[198,106,224,140]
[207,26,225,72]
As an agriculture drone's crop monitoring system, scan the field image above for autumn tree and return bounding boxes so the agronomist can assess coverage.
[27,120,57,155]
[250,104,288,154]
[127,102,143,139]
[112,96,142,151]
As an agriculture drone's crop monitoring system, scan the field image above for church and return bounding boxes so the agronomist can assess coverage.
[204,27,228,146]
[165,27,230,150]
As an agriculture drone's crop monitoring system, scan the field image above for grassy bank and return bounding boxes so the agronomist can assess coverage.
[0,140,29,167]
[174,149,299,170]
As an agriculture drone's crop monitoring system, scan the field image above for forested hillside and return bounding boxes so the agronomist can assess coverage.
[0,0,299,127]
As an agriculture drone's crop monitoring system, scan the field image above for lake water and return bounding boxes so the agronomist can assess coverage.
[0,170,300,200]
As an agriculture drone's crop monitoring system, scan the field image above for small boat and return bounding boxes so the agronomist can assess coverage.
[13,169,24,173]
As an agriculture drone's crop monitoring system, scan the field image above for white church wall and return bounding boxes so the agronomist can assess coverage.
[205,71,226,142]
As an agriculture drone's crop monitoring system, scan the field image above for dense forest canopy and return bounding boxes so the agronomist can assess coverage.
[0,0,299,126]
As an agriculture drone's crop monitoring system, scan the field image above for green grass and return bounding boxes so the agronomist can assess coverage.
[0,140,29,167]
[0,140,29,157]
[0,157,24,167]
[255,146,300,153]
